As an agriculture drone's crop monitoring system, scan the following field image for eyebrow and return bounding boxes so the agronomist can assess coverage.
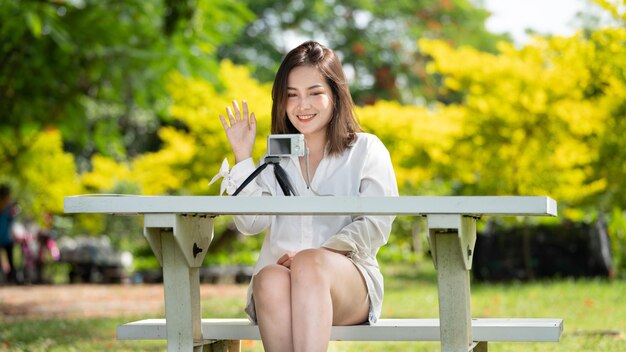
[287,84,325,90]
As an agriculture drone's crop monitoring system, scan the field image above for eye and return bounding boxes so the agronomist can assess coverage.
[287,93,297,98]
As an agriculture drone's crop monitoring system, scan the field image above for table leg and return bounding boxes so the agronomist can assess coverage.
[161,230,203,352]
[427,214,476,352]
[434,232,472,352]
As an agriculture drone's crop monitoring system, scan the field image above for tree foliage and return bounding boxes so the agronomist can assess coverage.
[419,27,626,215]
[0,0,252,221]
[3,0,626,273]
[0,128,80,222]
[81,61,272,196]
[218,0,507,105]
[81,22,626,219]
[594,0,626,22]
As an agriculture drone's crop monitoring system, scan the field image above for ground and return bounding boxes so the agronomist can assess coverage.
[0,283,247,322]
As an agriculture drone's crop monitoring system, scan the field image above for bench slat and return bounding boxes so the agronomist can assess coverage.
[118,318,562,342]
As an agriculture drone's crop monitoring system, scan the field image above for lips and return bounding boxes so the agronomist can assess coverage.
[297,114,316,121]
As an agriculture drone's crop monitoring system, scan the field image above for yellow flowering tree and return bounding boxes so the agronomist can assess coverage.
[419,27,626,214]
[77,14,626,269]
[0,128,80,224]
[152,62,465,197]
[357,101,464,194]
[419,23,626,273]
[79,61,272,196]
[165,61,273,195]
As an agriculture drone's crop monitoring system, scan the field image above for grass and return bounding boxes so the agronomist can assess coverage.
[1,263,624,351]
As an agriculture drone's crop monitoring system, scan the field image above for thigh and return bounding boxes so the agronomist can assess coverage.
[320,250,370,325]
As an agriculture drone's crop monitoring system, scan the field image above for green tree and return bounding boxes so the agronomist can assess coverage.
[418,14,626,273]
[0,0,252,220]
[217,0,507,105]
[1,0,252,160]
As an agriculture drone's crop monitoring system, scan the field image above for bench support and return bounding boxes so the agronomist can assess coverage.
[162,231,204,352]
[144,214,214,352]
[427,215,477,352]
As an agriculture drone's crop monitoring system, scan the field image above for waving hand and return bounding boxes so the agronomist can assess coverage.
[219,100,257,163]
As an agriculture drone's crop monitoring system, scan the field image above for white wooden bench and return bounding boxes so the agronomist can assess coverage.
[64,195,563,352]
[118,318,563,351]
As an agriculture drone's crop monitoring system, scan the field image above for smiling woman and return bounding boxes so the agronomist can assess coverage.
[214,41,399,352]
[270,41,362,157]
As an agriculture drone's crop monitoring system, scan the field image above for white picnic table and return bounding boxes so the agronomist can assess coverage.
[64,195,559,352]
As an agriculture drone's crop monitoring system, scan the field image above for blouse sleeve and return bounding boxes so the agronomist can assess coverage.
[322,136,399,258]
[221,157,274,235]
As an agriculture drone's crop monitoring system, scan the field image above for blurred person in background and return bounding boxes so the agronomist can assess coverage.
[0,184,17,283]
[35,211,60,283]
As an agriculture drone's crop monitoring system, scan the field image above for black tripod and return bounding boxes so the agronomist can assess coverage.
[232,156,297,196]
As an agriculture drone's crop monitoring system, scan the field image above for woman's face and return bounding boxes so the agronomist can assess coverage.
[285,65,334,143]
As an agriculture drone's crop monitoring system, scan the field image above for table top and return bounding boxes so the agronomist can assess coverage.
[64,195,557,217]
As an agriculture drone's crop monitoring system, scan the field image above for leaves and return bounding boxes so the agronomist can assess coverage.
[0,0,251,222]
[218,0,506,105]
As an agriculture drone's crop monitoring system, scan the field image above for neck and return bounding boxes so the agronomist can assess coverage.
[304,134,327,155]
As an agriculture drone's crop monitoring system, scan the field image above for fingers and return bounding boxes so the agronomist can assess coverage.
[223,100,251,124]
[226,106,236,125]
[232,100,242,121]
[219,114,229,130]
[280,258,292,268]
[242,100,249,120]
[220,100,254,132]
[276,253,289,265]
[276,252,296,268]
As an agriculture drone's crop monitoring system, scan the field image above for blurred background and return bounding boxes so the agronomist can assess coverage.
[0,0,626,352]
[0,0,625,350]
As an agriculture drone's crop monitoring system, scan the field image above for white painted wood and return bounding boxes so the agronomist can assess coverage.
[145,213,176,227]
[427,215,478,351]
[161,231,203,352]
[432,233,473,352]
[117,318,563,342]
[173,215,214,268]
[143,227,163,266]
[426,215,477,270]
[143,215,213,268]
[64,195,557,216]
[64,194,561,351]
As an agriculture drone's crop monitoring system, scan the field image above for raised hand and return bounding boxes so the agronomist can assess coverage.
[219,100,257,163]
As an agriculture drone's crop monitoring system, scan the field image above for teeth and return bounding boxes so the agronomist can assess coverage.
[298,114,315,120]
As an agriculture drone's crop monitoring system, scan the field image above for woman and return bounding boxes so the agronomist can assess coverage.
[217,41,397,351]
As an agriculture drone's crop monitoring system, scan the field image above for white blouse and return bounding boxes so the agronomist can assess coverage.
[218,132,398,323]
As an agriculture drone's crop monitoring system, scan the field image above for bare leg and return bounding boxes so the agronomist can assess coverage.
[290,248,370,352]
[252,264,293,352]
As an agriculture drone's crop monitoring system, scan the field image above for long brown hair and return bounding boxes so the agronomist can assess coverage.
[271,41,362,156]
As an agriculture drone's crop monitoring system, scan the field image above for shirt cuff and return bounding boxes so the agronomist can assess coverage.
[322,234,357,253]
[208,158,256,195]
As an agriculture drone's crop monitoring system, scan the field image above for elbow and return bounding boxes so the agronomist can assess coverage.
[372,218,394,248]
[233,215,269,236]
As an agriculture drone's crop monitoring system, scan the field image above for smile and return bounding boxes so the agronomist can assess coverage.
[297,114,316,120]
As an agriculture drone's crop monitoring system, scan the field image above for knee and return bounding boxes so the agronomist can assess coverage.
[290,249,330,284]
[252,264,290,301]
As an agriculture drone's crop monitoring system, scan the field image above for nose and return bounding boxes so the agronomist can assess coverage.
[298,96,312,110]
